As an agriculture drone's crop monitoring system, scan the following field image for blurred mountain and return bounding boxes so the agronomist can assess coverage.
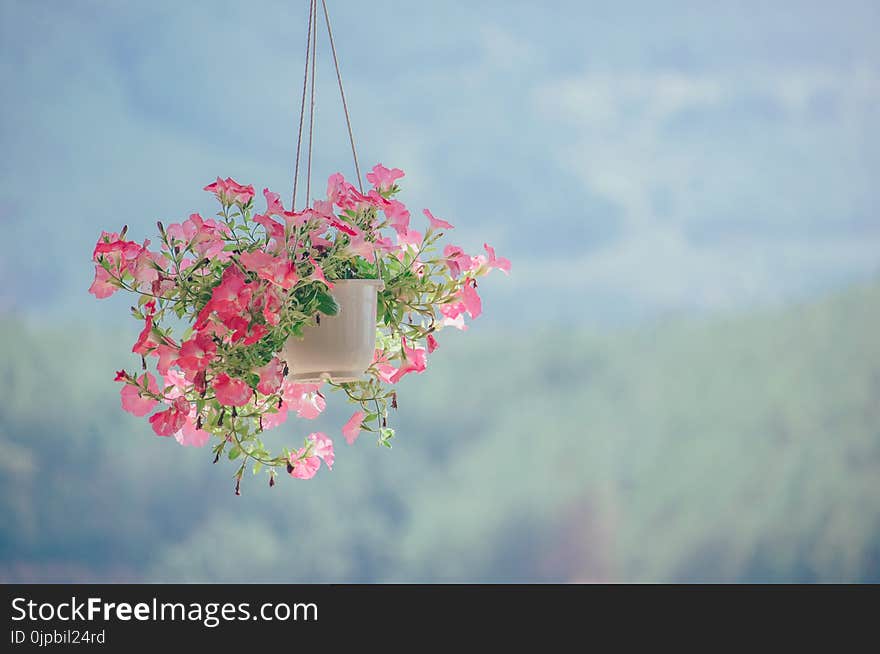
[1,278,878,582]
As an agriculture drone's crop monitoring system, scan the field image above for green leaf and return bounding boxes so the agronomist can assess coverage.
[379,427,395,448]
[315,290,340,316]
[228,445,242,461]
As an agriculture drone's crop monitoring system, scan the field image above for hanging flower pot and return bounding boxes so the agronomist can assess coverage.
[282,278,384,383]
[86,0,512,493]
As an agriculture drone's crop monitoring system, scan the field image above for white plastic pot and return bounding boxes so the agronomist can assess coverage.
[281,279,384,383]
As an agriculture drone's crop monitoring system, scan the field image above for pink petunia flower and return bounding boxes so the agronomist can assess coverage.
[296,390,326,420]
[265,258,299,290]
[326,172,373,211]
[259,286,282,326]
[165,214,229,262]
[347,234,376,260]
[88,265,117,299]
[441,313,468,331]
[196,266,253,330]
[131,248,163,290]
[255,357,284,395]
[238,250,276,273]
[461,278,482,318]
[212,373,252,407]
[261,403,290,430]
[175,411,211,447]
[132,314,157,356]
[161,368,189,399]
[149,396,190,437]
[254,213,285,240]
[263,188,285,216]
[443,245,470,279]
[423,208,454,230]
[288,449,320,479]
[308,432,335,470]
[342,410,365,445]
[91,230,120,260]
[240,251,299,290]
[390,338,427,383]
[225,316,269,345]
[154,344,180,376]
[177,332,217,373]
[204,177,255,206]
[440,300,466,321]
[371,350,398,384]
[120,372,160,417]
[366,163,405,193]
[384,200,410,234]
[281,381,326,419]
[396,229,423,250]
[483,243,511,274]
[367,189,391,210]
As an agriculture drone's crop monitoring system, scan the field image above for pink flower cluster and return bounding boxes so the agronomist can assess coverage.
[91,163,509,488]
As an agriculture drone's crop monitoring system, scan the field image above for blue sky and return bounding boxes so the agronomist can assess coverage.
[2,0,878,324]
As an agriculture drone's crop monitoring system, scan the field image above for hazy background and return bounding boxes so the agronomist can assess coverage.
[1,0,878,582]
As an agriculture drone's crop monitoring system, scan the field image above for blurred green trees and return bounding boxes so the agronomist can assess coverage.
[1,281,878,582]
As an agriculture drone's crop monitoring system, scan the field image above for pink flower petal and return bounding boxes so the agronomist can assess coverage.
[342,410,365,445]
[288,449,320,479]
[212,373,252,407]
[120,372,159,417]
[255,357,284,395]
[366,163,405,192]
[88,265,117,299]
[423,208,454,230]
[308,432,335,470]
[461,279,482,318]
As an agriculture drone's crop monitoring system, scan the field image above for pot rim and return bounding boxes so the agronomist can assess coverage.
[330,277,385,290]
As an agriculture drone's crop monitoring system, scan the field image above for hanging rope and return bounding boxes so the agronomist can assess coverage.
[291,0,363,209]
[320,0,363,193]
[291,0,316,211]
[305,0,318,206]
